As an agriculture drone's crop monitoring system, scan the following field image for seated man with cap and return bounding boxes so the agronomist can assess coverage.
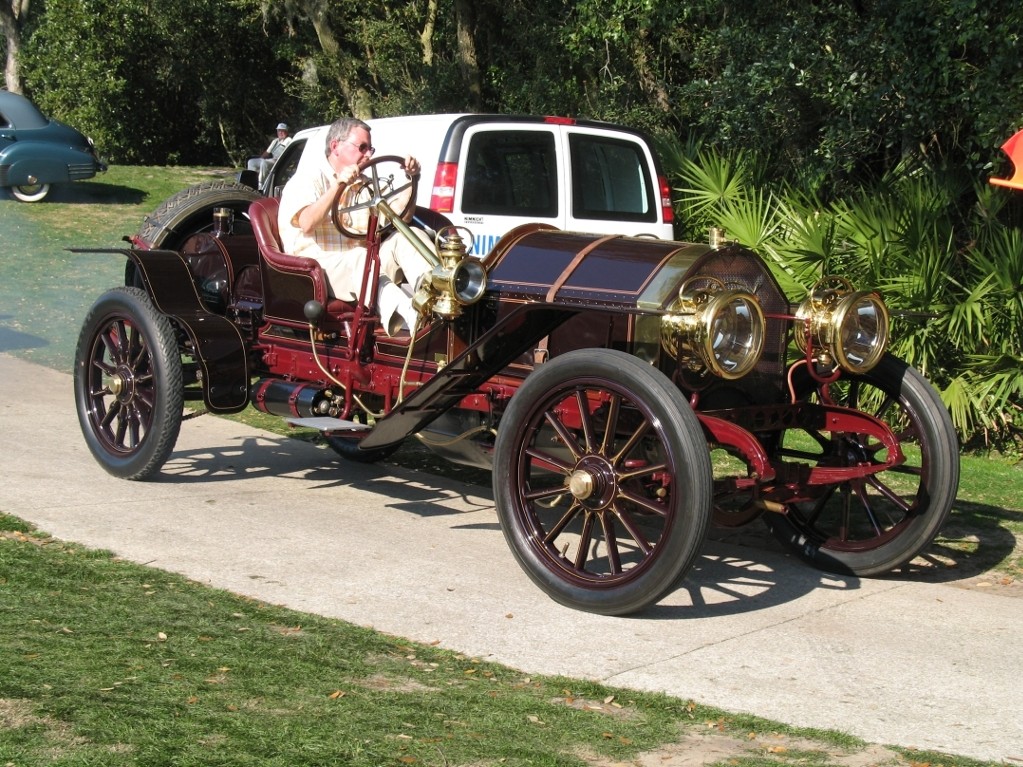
[247,123,292,184]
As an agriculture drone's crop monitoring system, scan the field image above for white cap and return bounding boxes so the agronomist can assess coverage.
[276,123,289,131]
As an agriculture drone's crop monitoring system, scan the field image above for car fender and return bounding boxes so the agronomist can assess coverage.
[71,247,250,414]
[0,141,100,185]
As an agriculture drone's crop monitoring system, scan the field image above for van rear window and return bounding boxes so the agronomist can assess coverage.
[569,134,657,223]
[462,131,558,217]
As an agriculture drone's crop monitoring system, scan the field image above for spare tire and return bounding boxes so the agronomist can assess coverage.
[134,180,262,250]
[127,180,262,288]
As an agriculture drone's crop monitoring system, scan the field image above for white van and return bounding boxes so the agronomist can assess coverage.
[260,114,675,255]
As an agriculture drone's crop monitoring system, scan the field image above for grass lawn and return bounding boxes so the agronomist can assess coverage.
[0,513,1001,767]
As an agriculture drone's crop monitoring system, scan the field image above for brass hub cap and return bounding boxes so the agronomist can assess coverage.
[109,368,132,402]
[566,456,617,510]
[568,469,594,500]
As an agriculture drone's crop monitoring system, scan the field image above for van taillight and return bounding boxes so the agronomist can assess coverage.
[431,162,458,213]
[659,175,674,224]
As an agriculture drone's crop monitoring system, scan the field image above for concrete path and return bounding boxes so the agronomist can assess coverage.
[2,353,1020,762]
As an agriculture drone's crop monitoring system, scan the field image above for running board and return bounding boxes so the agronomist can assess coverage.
[286,417,371,433]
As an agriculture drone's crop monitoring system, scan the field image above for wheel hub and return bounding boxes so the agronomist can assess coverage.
[109,368,133,402]
[568,469,594,499]
[566,456,617,510]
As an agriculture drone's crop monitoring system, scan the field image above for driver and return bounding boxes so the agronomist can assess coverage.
[278,116,435,335]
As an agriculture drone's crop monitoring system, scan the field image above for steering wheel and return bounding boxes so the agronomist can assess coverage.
[330,155,418,239]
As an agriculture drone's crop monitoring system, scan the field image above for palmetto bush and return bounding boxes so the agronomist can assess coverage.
[662,142,1023,450]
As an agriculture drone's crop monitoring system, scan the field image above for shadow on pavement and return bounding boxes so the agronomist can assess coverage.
[0,318,48,352]
[145,430,874,620]
[120,418,1020,618]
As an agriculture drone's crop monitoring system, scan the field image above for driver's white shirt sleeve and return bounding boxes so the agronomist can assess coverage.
[277,156,344,257]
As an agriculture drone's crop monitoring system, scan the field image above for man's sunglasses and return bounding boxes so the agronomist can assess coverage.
[344,139,376,156]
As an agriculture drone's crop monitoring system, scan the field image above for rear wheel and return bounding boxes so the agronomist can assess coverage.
[765,354,959,575]
[11,182,51,202]
[494,349,713,615]
[74,287,184,480]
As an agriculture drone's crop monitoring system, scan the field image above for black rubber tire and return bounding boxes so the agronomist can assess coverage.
[494,349,713,615]
[74,287,184,480]
[764,354,959,575]
[134,180,262,249]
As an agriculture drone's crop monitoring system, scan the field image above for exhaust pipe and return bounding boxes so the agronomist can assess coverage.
[251,378,340,419]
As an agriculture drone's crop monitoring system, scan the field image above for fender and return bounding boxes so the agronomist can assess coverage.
[71,247,250,413]
[0,141,102,185]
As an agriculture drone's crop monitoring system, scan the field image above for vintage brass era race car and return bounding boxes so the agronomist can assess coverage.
[73,156,959,615]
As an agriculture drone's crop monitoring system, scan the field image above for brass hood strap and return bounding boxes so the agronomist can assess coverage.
[535,234,620,365]
[544,234,621,303]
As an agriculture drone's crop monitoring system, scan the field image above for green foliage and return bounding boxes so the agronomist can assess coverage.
[20,0,303,164]
[669,0,1023,188]
[13,0,1023,176]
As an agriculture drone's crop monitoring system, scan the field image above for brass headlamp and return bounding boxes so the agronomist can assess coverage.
[660,277,765,379]
[794,277,889,374]
[412,227,487,320]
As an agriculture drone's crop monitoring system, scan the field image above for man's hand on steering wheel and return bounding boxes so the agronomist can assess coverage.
[330,155,419,239]
[402,155,421,177]
[337,162,362,187]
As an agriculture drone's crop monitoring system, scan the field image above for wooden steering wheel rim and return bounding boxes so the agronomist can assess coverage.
[329,154,419,239]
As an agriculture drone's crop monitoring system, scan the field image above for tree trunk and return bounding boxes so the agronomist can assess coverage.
[420,0,437,66]
[310,6,376,118]
[1,0,30,93]
[3,28,21,92]
[453,0,481,110]
[632,28,670,113]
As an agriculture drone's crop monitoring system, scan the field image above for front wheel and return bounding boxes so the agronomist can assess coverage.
[494,349,713,615]
[11,182,51,202]
[74,287,184,480]
[765,354,959,575]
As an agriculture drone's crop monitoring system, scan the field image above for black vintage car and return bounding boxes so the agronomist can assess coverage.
[73,156,959,615]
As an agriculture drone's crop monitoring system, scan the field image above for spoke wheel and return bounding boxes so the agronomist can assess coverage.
[11,182,51,202]
[765,354,959,575]
[74,287,184,480]
[494,349,712,615]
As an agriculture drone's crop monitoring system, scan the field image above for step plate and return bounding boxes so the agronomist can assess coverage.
[286,417,371,433]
